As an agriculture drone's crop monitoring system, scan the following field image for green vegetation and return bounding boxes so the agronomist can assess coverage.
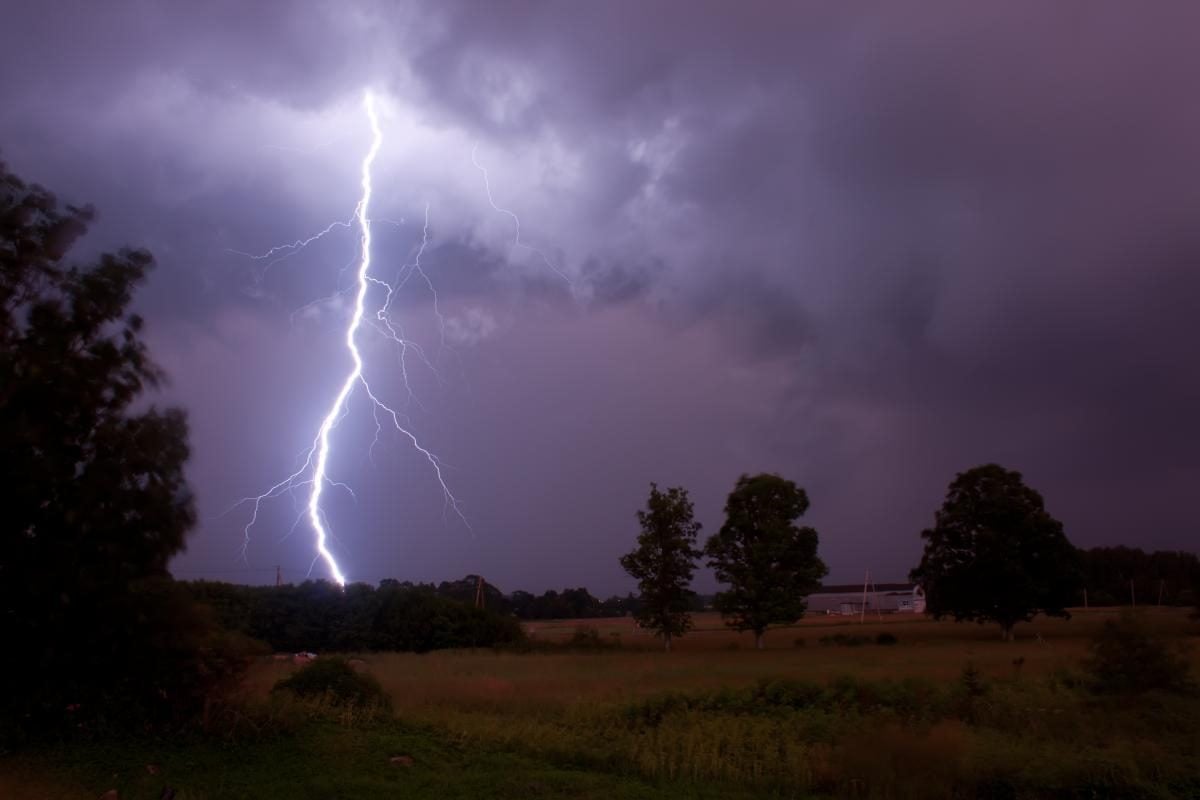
[619,483,703,650]
[183,579,525,653]
[705,473,828,649]
[2,718,749,800]
[4,610,1198,798]
[1078,546,1200,607]
[0,161,253,744]
[1082,614,1194,695]
[273,657,391,709]
[912,464,1082,640]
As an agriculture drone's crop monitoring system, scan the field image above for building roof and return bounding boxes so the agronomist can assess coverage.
[810,583,916,594]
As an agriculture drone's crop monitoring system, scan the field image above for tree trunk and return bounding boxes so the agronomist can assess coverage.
[755,631,765,650]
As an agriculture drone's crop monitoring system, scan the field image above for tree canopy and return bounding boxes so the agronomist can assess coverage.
[910,463,1081,640]
[184,580,524,653]
[705,473,827,649]
[619,483,703,650]
[1078,546,1200,607]
[0,160,230,738]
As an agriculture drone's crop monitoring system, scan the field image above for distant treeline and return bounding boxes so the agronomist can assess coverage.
[1079,546,1199,607]
[180,575,715,652]
[182,580,524,653]
[394,574,714,619]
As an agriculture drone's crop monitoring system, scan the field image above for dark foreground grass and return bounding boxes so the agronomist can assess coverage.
[0,719,761,800]
[5,611,1196,799]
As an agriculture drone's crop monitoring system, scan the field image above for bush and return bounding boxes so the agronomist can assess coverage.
[1082,615,1193,695]
[272,657,390,709]
[875,632,899,645]
[819,633,871,647]
[565,626,613,650]
[3,578,264,746]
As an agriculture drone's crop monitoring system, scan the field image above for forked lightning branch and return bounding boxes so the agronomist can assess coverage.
[233,91,465,585]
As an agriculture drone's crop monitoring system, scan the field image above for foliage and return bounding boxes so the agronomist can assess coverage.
[1079,546,1200,607]
[819,633,871,647]
[273,657,390,709]
[704,473,828,648]
[6,718,756,800]
[619,483,703,650]
[509,586,606,619]
[0,161,248,741]
[183,579,525,653]
[564,626,617,651]
[13,614,1200,798]
[1082,614,1193,695]
[875,631,898,645]
[434,574,512,614]
[910,463,1082,640]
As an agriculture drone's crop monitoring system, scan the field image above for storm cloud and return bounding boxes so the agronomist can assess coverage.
[2,1,1197,592]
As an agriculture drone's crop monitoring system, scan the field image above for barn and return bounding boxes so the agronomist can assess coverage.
[805,583,925,615]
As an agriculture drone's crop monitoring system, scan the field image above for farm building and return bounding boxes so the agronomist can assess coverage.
[804,583,925,615]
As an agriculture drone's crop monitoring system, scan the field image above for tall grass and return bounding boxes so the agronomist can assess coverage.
[229,609,1198,797]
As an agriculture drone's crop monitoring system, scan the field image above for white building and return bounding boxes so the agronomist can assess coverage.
[805,583,925,615]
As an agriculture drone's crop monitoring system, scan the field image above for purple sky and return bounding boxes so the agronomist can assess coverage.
[3,2,1198,595]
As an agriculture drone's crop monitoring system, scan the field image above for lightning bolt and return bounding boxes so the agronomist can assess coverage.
[232,90,465,586]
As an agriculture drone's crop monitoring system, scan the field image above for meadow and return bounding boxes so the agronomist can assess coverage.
[4,608,1198,799]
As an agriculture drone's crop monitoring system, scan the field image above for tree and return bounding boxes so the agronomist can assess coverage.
[910,464,1081,641]
[704,473,827,649]
[619,483,703,651]
[1077,546,1200,607]
[0,161,223,736]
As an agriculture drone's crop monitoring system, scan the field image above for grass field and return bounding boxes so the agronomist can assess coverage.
[244,608,1198,711]
[4,608,1198,799]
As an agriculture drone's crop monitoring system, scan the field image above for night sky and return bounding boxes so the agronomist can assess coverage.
[2,2,1197,594]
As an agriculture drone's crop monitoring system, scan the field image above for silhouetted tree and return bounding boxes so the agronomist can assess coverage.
[911,464,1081,641]
[0,161,240,738]
[705,473,827,649]
[619,483,703,651]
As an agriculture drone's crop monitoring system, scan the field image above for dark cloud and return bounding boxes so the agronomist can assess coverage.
[2,1,1197,593]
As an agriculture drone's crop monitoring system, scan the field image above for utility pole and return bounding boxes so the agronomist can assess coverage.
[275,565,282,587]
[860,569,869,624]
[474,575,485,610]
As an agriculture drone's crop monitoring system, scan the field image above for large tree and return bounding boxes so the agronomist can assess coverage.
[620,483,703,651]
[910,464,1081,641]
[0,161,208,735]
[705,473,827,649]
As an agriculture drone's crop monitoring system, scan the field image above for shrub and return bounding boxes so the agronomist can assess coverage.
[3,578,265,745]
[960,661,987,698]
[272,657,390,709]
[566,626,613,650]
[875,632,899,645]
[819,633,871,647]
[1082,615,1193,694]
